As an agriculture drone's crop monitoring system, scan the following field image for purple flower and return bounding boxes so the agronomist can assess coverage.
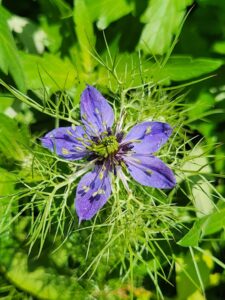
[41,86,176,222]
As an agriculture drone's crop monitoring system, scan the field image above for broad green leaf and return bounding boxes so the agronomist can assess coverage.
[180,147,213,217]
[176,252,211,299]
[178,218,205,247]
[2,252,87,300]
[0,113,29,161]
[188,291,207,300]
[213,41,225,55]
[138,0,193,55]
[20,52,77,92]
[0,168,17,251]
[202,209,225,236]
[86,0,134,30]
[178,208,225,247]
[97,52,144,91]
[98,54,224,92]
[0,6,26,91]
[73,0,96,73]
[191,178,213,217]
[187,92,215,122]
[0,94,14,112]
[0,168,15,222]
[155,56,224,82]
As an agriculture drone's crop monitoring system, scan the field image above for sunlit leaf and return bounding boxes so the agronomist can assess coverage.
[181,146,214,217]
[0,113,29,161]
[0,168,15,222]
[86,0,134,30]
[73,0,96,73]
[178,218,205,247]
[138,0,193,55]
[178,208,225,247]
[0,6,26,91]
[0,94,14,112]
[213,41,225,55]
[155,56,224,81]
[176,252,211,299]
[20,52,77,92]
[2,252,87,300]
[202,209,225,236]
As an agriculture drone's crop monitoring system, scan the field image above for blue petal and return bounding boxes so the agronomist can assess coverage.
[75,166,111,222]
[122,122,172,154]
[41,126,89,160]
[80,86,114,136]
[123,153,176,189]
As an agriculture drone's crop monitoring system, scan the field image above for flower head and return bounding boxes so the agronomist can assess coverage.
[41,86,176,222]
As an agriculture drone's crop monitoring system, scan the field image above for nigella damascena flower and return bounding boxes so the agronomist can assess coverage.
[41,86,176,222]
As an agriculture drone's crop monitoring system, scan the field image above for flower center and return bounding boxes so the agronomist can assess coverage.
[92,135,119,158]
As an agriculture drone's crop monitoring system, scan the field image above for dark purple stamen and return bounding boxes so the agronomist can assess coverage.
[120,144,134,152]
[107,127,112,135]
[116,131,124,142]
[91,136,100,143]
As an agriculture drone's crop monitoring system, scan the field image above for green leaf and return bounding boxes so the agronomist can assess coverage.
[86,0,134,30]
[97,54,223,92]
[0,168,15,221]
[178,218,205,247]
[0,168,17,251]
[0,6,26,91]
[97,52,144,91]
[0,94,14,112]
[176,251,211,299]
[202,209,225,236]
[20,52,77,93]
[73,0,96,73]
[1,252,88,300]
[159,56,224,81]
[0,113,29,161]
[187,92,215,121]
[50,0,72,17]
[213,41,225,55]
[138,0,193,55]
[178,208,225,247]
[181,147,214,217]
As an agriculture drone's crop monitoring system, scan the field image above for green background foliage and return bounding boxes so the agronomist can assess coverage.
[0,0,225,299]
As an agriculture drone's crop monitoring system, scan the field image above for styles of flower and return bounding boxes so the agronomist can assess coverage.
[41,86,176,222]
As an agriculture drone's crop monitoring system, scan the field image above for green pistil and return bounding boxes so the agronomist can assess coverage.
[92,135,119,158]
